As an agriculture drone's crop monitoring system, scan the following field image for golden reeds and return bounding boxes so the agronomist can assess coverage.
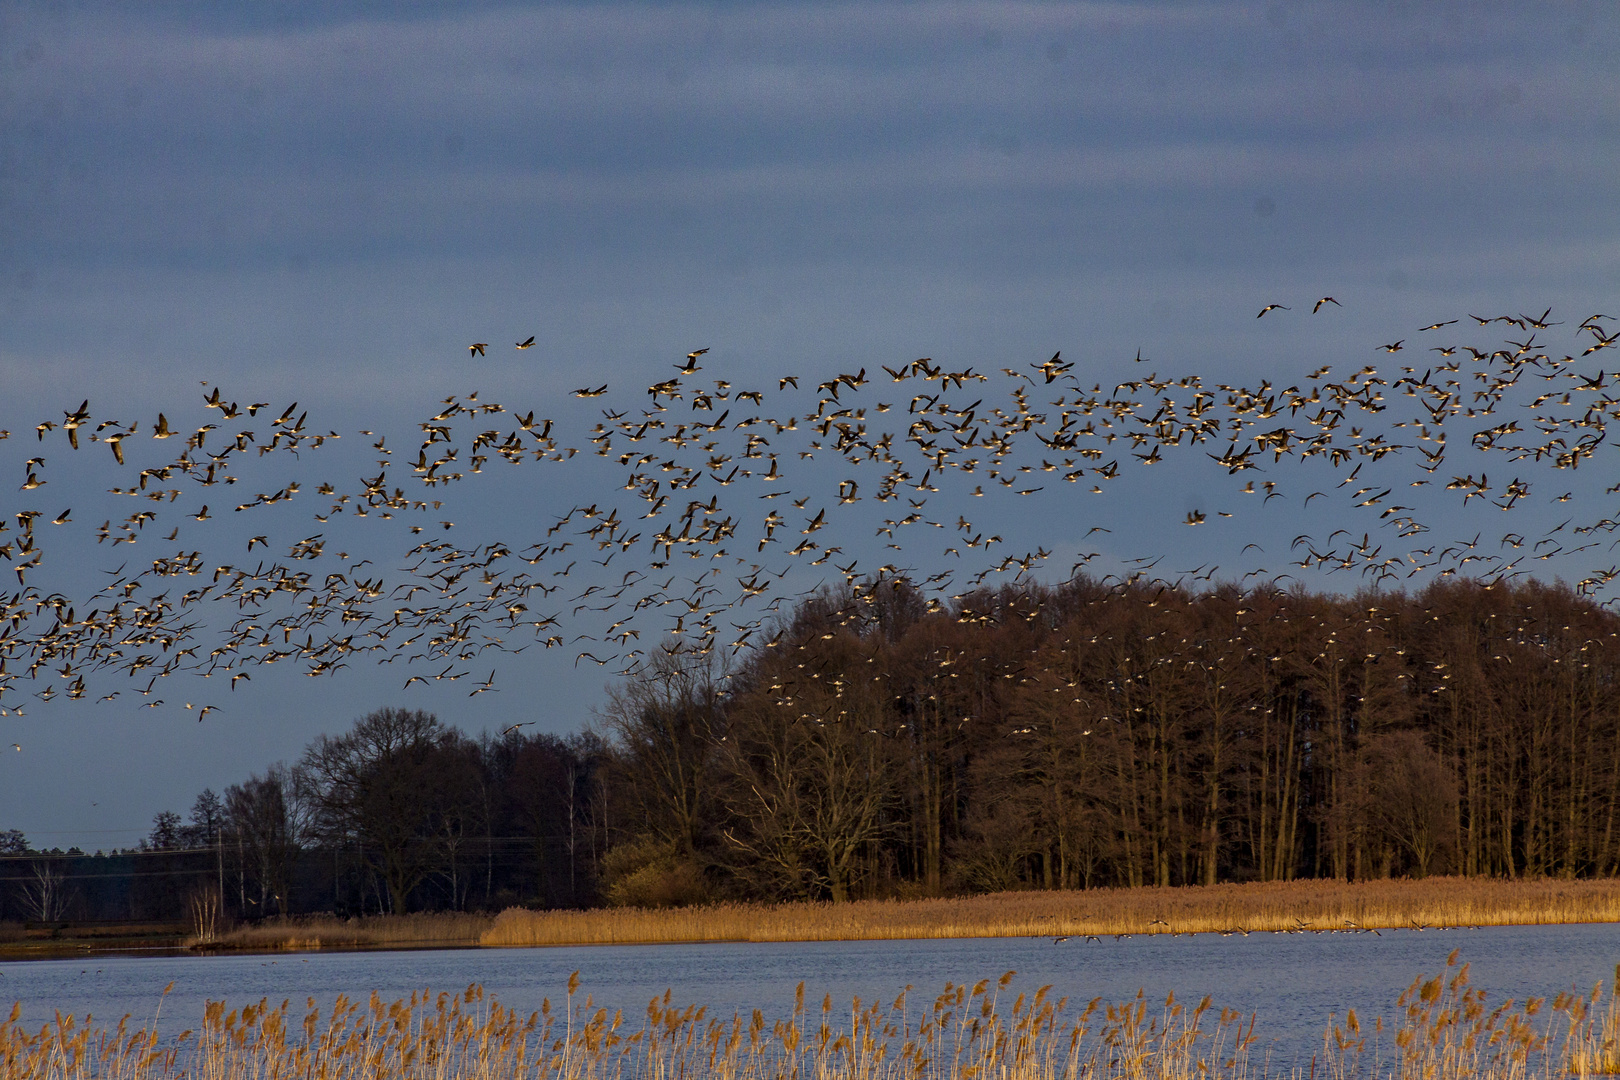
[176,878,1620,954]
[1322,952,1620,1080]
[6,955,1620,1080]
[0,971,1262,1080]
[481,876,1620,948]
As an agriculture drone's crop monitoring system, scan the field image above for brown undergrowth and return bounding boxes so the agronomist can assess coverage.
[191,911,492,952]
[482,876,1620,948]
[6,954,1620,1080]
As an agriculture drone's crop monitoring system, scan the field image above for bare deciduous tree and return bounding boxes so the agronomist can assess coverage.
[302,707,452,913]
[1364,730,1458,878]
[597,648,727,863]
[20,857,71,921]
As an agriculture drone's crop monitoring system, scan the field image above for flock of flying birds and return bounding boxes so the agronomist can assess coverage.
[0,303,1617,718]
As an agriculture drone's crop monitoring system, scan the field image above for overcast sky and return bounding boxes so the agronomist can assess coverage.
[1,0,1616,849]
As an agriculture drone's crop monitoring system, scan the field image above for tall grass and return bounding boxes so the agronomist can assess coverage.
[193,912,492,951]
[1321,952,1620,1080]
[5,954,1619,1080]
[482,876,1620,948]
[0,970,1263,1080]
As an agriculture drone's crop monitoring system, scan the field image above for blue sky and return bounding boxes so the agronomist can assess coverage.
[1,0,1616,847]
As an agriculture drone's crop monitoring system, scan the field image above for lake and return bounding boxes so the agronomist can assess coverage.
[4,924,1618,1067]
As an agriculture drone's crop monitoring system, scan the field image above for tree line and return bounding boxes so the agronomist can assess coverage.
[0,717,607,923]
[5,575,1619,923]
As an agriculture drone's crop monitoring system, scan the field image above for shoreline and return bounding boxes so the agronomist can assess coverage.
[482,876,1620,948]
[8,876,1620,961]
[0,922,1549,964]
[0,937,492,963]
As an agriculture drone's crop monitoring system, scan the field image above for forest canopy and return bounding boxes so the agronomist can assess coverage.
[4,573,1616,922]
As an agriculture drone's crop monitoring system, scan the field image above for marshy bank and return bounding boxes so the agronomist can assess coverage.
[481,876,1620,947]
[10,877,1610,960]
[0,914,495,961]
[156,876,1620,956]
[187,912,493,952]
[0,921,192,961]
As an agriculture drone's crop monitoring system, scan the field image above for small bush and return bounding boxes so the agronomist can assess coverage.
[600,838,710,908]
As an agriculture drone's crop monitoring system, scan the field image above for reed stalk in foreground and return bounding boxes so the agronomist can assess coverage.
[481,877,1620,948]
[5,953,1620,1080]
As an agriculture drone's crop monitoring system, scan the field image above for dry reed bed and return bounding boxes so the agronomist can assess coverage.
[194,912,492,951]
[6,954,1620,1080]
[481,877,1620,948]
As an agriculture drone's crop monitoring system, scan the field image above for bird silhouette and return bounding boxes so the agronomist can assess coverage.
[1,312,1615,708]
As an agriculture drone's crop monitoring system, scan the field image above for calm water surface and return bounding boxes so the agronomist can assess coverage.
[4,925,1618,1067]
